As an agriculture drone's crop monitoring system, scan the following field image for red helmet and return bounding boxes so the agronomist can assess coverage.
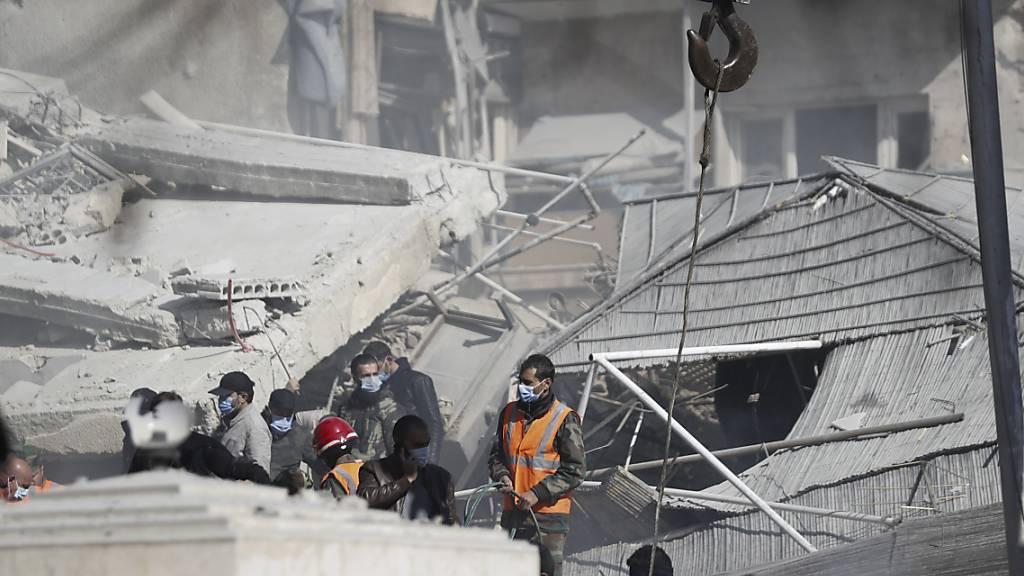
[313,416,358,456]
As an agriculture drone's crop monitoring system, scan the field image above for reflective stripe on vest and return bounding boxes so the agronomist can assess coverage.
[322,461,363,495]
[500,399,574,515]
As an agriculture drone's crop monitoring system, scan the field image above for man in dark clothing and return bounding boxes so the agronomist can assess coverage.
[263,389,317,491]
[128,392,270,485]
[357,415,459,525]
[364,341,445,464]
[121,387,157,472]
[488,354,585,576]
[337,353,406,460]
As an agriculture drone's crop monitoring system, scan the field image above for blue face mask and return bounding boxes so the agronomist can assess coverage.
[407,446,430,467]
[11,485,30,501]
[379,370,391,383]
[218,396,236,415]
[360,375,382,393]
[517,383,542,404]
[270,415,293,435]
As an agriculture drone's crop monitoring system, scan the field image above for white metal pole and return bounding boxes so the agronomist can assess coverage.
[592,356,818,553]
[624,411,645,470]
[578,363,598,422]
[592,340,823,363]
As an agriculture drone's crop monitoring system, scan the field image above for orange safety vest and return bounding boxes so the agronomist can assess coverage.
[321,461,363,495]
[35,480,61,493]
[500,399,575,515]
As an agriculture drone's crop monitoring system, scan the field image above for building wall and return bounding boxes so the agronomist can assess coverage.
[0,0,290,130]
[518,12,685,128]
[716,0,1024,186]
[514,1,1024,186]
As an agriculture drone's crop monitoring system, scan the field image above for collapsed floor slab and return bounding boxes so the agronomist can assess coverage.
[1,145,503,456]
[77,117,421,205]
[0,253,182,348]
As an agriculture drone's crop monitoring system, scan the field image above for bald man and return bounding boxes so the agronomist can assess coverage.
[3,456,33,502]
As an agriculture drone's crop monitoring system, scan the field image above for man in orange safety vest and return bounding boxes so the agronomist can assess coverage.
[488,353,585,576]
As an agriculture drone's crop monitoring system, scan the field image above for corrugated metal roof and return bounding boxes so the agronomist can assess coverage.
[547,183,1006,368]
[693,326,1007,510]
[615,176,827,287]
[565,446,1002,575]
[827,157,1024,270]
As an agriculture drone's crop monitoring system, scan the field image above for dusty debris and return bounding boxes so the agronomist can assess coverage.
[170,300,268,342]
[0,252,183,349]
[61,178,128,236]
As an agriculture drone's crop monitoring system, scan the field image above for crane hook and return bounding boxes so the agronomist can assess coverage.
[687,0,759,92]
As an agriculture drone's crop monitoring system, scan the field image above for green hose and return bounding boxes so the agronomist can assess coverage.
[463,482,542,541]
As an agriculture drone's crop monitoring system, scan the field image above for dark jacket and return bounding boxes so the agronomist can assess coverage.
[129,432,271,484]
[388,358,445,463]
[357,453,460,525]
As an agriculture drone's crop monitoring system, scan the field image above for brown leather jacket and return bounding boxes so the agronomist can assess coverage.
[357,454,460,525]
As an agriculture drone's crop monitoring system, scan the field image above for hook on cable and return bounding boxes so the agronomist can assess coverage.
[687,0,759,92]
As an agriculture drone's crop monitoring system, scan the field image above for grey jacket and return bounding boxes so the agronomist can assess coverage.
[216,403,272,474]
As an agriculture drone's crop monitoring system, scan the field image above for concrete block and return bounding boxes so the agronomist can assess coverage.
[62,178,127,237]
[0,471,538,576]
[171,300,267,341]
[171,275,306,302]
[0,253,183,348]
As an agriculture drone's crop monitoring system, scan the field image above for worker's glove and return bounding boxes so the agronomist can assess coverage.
[497,475,514,494]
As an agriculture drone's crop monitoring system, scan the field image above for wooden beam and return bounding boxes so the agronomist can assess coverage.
[76,117,413,205]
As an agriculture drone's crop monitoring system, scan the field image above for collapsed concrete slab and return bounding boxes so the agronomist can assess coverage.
[77,117,418,205]
[0,470,537,576]
[0,253,183,348]
[1,138,503,458]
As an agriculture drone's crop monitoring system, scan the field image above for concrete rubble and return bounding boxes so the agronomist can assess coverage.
[0,67,505,460]
[0,470,537,576]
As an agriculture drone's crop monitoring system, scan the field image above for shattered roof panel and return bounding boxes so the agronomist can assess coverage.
[548,184,1000,367]
[565,446,1002,575]
[828,157,1024,270]
[694,325,1004,510]
[615,176,825,286]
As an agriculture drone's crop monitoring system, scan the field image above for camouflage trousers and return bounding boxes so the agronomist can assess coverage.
[502,511,569,576]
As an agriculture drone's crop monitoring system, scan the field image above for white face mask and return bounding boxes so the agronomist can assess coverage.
[360,374,383,393]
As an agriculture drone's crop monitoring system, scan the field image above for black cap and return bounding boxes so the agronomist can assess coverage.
[208,371,255,398]
[268,389,297,416]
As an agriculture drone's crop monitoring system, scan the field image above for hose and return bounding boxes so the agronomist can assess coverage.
[463,482,543,541]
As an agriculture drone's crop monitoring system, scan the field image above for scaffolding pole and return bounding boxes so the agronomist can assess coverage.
[592,354,817,553]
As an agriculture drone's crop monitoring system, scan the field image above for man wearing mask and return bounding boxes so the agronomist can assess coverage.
[129,392,271,485]
[263,389,319,491]
[210,372,272,474]
[336,353,405,460]
[2,456,34,503]
[357,415,458,524]
[488,354,585,576]
[363,341,445,464]
[314,415,362,498]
